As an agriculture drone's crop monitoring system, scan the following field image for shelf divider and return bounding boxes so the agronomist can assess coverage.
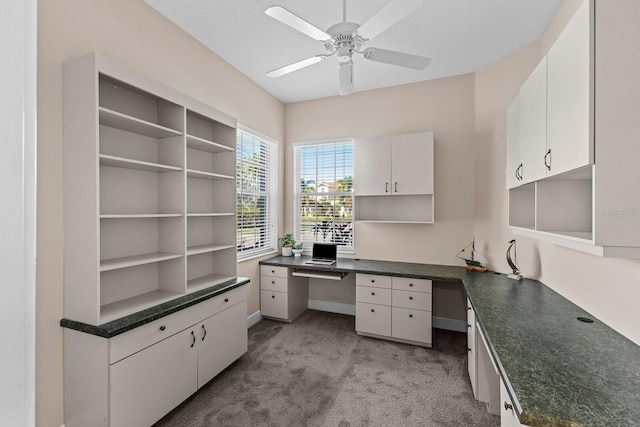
[100,154,182,173]
[100,252,183,272]
[186,244,235,256]
[99,107,182,139]
[186,134,235,153]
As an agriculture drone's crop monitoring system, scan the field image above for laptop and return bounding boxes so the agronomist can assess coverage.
[305,243,337,266]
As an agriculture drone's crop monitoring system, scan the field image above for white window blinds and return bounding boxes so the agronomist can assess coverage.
[294,138,354,252]
[236,125,278,260]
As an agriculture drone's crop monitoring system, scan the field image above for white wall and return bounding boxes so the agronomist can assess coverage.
[37,1,284,425]
[0,1,37,426]
[473,0,640,346]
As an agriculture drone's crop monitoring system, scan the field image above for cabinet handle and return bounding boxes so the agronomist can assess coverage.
[371,279,375,283]
[371,308,375,313]
[467,347,472,352]
[409,296,413,300]
[409,283,413,287]
[159,325,166,331]
[394,181,398,193]
[201,325,206,341]
[467,323,471,328]
[271,295,275,299]
[385,182,389,193]
[515,163,523,181]
[467,307,471,311]
[409,314,413,318]
[544,149,552,171]
[504,401,513,411]
[190,331,196,348]
[224,298,229,303]
[371,292,375,296]
[272,280,275,284]
[271,270,275,274]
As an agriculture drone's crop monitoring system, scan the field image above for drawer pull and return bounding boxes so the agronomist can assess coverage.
[201,325,207,341]
[409,314,413,318]
[467,323,471,328]
[504,401,513,411]
[371,292,375,296]
[159,325,166,331]
[371,308,375,313]
[271,270,275,274]
[409,296,413,300]
[467,347,471,352]
[272,295,275,299]
[224,298,229,303]
[371,279,375,283]
[190,331,196,348]
[272,280,275,284]
[409,283,414,287]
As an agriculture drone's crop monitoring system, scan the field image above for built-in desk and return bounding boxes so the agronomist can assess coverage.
[260,256,640,427]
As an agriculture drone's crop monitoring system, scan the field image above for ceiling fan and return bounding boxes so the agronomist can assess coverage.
[265,0,431,96]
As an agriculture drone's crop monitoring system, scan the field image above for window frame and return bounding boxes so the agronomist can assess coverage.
[236,124,279,261]
[293,137,354,254]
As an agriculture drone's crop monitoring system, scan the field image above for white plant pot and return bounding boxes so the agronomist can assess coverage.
[282,247,293,257]
[292,248,303,257]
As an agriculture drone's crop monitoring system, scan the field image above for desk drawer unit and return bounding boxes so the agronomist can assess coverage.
[261,275,288,293]
[261,265,288,278]
[356,303,391,337]
[356,285,392,305]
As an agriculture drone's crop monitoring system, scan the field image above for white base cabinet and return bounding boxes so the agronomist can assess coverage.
[260,266,309,322]
[356,274,432,347]
[64,285,248,427]
[501,381,531,427]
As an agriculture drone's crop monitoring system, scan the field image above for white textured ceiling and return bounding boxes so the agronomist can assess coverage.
[145,0,563,104]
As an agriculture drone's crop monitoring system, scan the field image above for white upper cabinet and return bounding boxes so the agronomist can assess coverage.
[355,132,434,223]
[354,136,392,196]
[546,0,593,177]
[518,56,548,185]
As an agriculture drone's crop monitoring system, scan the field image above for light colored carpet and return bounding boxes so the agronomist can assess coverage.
[154,310,500,427]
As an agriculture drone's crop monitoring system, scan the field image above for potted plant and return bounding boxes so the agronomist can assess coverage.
[278,233,295,256]
[292,242,304,257]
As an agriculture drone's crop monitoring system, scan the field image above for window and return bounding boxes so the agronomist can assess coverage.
[236,125,278,260]
[294,138,354,252]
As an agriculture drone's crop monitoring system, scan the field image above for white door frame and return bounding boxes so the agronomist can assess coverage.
[0,0,37,425]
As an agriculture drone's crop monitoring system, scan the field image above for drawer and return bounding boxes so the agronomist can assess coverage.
[391,307,432,345]
[392,277,432,293]
[194,285,247,321]
[356,273,392,289]
[355,302,391,337]
[356,285,391,306]
[109,304,201,364]
[261,265,288,278]
[261,275,288,293]
[261,290,288,320]
[392,289,432,311]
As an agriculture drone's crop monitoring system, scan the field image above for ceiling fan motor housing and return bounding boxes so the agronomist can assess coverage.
[327,22,361,63]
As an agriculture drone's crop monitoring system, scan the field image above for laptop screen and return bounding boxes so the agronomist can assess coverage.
[312,243,337,260]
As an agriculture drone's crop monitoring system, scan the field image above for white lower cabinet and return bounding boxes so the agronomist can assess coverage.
[260,265,308,322]
[501,380,531,427]
[467,299,478,399]
[468,299,500,415]
[64,284,248,427]
[355,274,432,347]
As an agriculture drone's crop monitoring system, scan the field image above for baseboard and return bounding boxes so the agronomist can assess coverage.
[308,300,356,316]
[247,310,262,328]
[432,316,467,332]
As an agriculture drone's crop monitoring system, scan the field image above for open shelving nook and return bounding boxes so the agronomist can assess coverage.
[63,52,239,325]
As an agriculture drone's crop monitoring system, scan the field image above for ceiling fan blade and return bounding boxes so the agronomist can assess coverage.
[265,6,331,42]
[266,55,327,78]
[355,0,423,41]
[339,62,354,95]
[363,47,431,70]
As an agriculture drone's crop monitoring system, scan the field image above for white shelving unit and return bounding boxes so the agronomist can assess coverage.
[63,52,238,325]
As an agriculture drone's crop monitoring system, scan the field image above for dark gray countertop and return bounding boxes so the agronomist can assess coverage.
[260,255,466,282]
[60,277,250,338]
[463,271,640,427]
[262,256,640,427]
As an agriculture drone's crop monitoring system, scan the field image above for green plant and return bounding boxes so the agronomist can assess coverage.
[292,242,303,250]
[278,233,295,248]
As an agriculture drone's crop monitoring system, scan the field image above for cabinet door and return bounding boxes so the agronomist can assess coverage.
[467,300,478,399]
[391,132,434,195]
[197,300,247,387]
[354,136,391,196]
[506,95,521,189]
[500,380,530,427]
[519,56,548,184]
[109,328,197,427]
[547,0,592,178]
[355,302,391,336]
